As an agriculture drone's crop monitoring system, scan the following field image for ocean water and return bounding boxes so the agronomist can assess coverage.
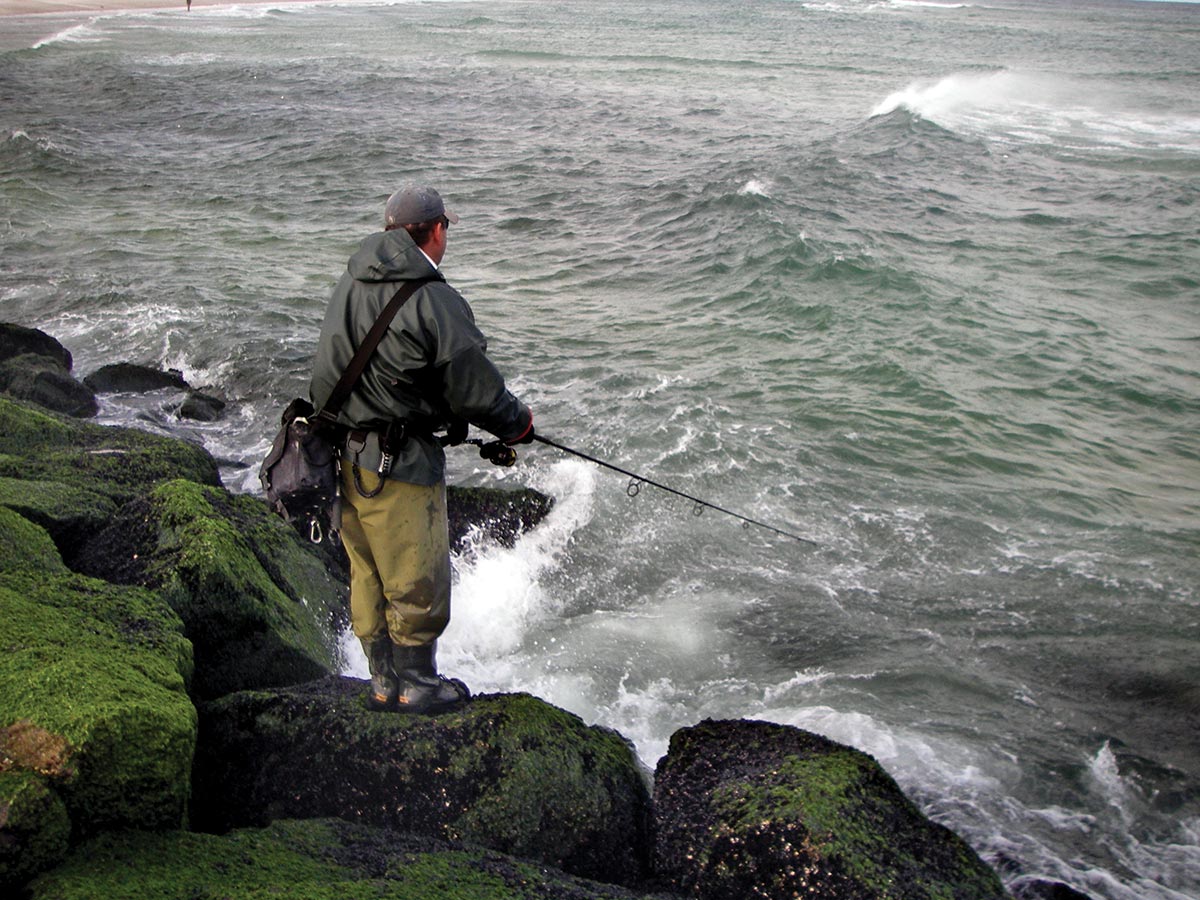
[2,0,1198,896]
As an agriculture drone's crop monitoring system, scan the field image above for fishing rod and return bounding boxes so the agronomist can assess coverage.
[524,433,819,547]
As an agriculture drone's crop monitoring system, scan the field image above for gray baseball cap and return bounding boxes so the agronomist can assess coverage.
[384,184,460,228]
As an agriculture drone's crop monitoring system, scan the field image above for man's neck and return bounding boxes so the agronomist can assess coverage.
[417,247,440,271]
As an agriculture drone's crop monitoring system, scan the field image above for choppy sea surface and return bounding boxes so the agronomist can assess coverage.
[2,0,1198,896]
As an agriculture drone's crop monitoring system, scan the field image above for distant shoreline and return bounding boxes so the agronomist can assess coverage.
[0,0,273,14]
[0,0,312,50]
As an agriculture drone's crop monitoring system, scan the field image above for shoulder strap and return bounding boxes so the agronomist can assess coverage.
[316,275,439,423]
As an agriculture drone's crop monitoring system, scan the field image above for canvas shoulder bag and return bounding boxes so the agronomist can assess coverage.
[259,276,438,542]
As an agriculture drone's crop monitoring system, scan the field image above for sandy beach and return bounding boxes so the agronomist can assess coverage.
[0,0,299,50]
[2,0,242,13]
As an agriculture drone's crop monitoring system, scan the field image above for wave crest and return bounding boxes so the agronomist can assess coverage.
[870,71,1200,154]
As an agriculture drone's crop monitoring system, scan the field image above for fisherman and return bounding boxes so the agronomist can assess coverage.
[309,184,534,713]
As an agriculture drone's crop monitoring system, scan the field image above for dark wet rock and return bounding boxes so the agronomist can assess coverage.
[0,353,98,418]
[72,479,344,702]
[448,484,555,553]
[83,362,189,394]
[0,323,72,370]
[653,718,1009,900]
[192,679,652,887]
[24,819,675,900]
[178,389,226,422]
[0,324,97,417]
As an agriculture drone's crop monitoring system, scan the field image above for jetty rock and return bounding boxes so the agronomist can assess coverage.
[0,328,1014,898]
[0,504,197,881]
[0,323,97,418]
[82,362,228,423]
[191,678,652,886]
[654,717,1010,900]
[81,362,191,394]
[24,818,666,900]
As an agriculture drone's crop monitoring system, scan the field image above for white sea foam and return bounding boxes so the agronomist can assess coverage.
[871,71,1200,153]
[890,0,969,8]
[739,178,772,197]
[31,23,106,48]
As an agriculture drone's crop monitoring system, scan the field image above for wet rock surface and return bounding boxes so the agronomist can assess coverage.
[653,718,1010,900]
[192,679,652,886]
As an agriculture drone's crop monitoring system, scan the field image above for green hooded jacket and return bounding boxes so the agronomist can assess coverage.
[309,228,531,486]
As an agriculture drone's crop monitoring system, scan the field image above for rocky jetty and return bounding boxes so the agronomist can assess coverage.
[0,323,97,419]
[653,719,1008,900]
[192,681,651,885]
[0,325,1023,899]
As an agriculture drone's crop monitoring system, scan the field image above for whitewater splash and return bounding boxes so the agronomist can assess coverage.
[739,178,772,197]
[31,23,105,49]
[870,71,1200,153]
[341,458,597,686]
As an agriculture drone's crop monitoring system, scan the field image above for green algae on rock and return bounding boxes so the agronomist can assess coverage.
[0,397,221,501]
[0,768,71,889]
[653,718,1009,900]
[192,679,652,887]
[25,818,668,900]
[73,478,344,701]
[0,507,196,865]
[0,582,196,835]
[0,475,120,562]
[0,502,70,577]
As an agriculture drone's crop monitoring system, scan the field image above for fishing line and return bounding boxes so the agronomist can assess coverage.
[530,434,818,546]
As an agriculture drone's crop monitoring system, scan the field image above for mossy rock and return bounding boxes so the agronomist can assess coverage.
[26,818,673,900]
[0,769,71,889]
[0,520,196,871]
[0,505,69,577]
[653,718,1009,900]
[0,476,119,559]
[192,679,652,887]
[74,478,343,701]
[0,397,221,527]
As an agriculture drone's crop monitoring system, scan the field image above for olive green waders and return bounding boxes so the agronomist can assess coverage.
[339,465,468,712]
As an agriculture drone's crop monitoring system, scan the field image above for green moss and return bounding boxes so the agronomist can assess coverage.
[192,690,649,884]
[707,748,1005,900]
[714,751,893,887]
[0,397,72,444]
[0,475,119,547]
[0,505,67,576]
[0,397,220,509]
[0,575,195,835]
[141,480,337,699]
[457,695,646,867]
[28,819,656,900]
[0,770,71,888]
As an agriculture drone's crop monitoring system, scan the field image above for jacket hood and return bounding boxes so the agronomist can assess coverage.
[346,229,438,283]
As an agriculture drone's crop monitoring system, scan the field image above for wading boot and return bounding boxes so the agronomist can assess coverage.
[360,635,399,711]
[392,642,470,714]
